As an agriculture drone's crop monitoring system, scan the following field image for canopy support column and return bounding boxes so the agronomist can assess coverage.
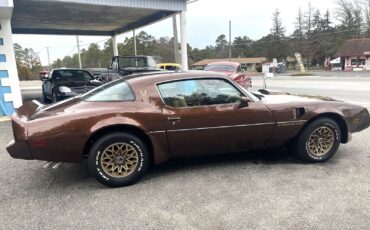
[112,35,118,56]
[180,10,188,70]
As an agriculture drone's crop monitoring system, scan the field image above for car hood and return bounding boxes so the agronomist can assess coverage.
[260,94,340,105]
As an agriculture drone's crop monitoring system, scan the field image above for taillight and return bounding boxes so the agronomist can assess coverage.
[233,75,244,82]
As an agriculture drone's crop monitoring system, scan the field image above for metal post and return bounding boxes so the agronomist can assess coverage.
[173,14,180,64]
[133,29,137,56]
[112,35,118,56]
[229,20,232,60]
[46,47,51,70]
[180,11,188,70]
[76,36,82,69]
[0,17,23,113]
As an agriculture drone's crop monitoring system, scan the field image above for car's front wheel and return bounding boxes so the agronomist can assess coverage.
[296,118,341,162]
[88,132,149,187]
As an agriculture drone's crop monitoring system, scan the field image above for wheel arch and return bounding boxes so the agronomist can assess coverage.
[83,124,154,164]
[303,112,349,143]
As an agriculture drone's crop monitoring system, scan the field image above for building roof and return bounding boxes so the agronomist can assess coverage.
[335,38,370,57]
[192,57,267,66]
[11,0,187,36]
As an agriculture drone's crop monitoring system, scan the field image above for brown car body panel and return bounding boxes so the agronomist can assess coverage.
[6,71,370,164]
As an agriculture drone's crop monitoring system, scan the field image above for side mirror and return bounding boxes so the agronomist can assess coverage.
[237,96,250,109]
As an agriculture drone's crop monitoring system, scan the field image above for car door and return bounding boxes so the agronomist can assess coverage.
[157,78,275,158]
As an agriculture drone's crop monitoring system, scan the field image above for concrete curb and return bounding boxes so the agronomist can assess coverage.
[0,116,11,122]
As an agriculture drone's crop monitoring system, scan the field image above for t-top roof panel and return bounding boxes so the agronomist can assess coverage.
[11,0,187,36]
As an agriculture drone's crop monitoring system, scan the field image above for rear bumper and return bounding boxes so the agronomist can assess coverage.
[6,140,32,160]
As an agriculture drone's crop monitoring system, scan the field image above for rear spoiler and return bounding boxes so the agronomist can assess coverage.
[15,100,43,120]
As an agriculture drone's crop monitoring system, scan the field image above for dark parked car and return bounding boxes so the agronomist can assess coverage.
[205,61,252,89]
[97,56,160,82]
[41,69,102,103]
[7,71,370,187]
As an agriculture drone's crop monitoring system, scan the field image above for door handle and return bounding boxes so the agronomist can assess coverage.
[168,116,181,122]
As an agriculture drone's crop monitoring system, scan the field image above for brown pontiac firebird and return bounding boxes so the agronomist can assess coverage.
[6,71,370,187]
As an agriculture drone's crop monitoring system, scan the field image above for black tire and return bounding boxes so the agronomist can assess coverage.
[296,118,341,163]
[88,132,149,187]
[51,91,58,103]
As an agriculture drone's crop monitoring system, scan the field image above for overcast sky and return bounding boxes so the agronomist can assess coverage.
[13,0,337,65]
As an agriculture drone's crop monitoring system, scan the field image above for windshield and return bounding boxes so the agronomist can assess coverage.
[52,70,94,82]
[119,56,157,69]
[204,65,236,72]
[80,80,134,102]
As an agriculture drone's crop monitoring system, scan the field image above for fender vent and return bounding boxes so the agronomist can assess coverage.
[294,108,306,119]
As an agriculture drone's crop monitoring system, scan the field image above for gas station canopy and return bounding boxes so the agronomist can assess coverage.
[11,0,187,36]
[0,0,189,116]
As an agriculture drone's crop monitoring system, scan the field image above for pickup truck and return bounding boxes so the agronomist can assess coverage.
[97,56,160,82]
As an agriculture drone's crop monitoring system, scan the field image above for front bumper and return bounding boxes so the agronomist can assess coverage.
[349,108,370,133]
[56,91,79,100]
[6,140,32,160]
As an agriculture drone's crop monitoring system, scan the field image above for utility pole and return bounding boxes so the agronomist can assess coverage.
[173,14,180,64]
[76,36,82,69]
[46,47,51,70]
[229,20,232,60]
[133,29,137,56]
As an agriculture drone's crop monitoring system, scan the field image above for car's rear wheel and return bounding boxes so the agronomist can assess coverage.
[296,118,341,162]
[88,132,149,187]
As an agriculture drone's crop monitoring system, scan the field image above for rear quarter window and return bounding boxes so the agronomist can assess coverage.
[81,80,134,102]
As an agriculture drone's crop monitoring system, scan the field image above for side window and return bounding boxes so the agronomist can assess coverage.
[83,71,94,81]
[81,80,134,102]
[157,79,243,108]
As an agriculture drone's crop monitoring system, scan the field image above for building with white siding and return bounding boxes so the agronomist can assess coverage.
[335,38,370,71]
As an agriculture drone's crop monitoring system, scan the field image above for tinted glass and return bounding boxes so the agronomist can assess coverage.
[52,70,94,82]
[119,57,157,69]
[81,80,134,102]
[165,66,179,70]
[158,79,242,108]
